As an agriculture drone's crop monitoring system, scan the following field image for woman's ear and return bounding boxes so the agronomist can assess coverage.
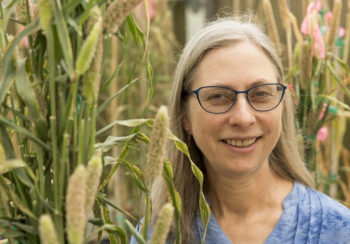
[183,118,192,135]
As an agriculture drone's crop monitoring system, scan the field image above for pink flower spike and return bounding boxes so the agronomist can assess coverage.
[148,0,156,20]
[301,2,316,34]
[317,126,328,142]
[338,26,346,38]
[326,11,333,26]
[313,23,326,58]
[315,0,322,11]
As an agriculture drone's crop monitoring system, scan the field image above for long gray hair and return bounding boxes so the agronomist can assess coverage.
[151,17,314,243]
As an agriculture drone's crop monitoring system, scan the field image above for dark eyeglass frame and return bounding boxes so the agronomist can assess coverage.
[188,83,287,114]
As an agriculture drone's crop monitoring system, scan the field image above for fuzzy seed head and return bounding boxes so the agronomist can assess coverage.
[103,0,143,34]
[66,165,87,244]
[82,6,103,102]
[86,6,102,34]
[82,33,103,103]
[149,203,174,244]
[299,41,312,89]
[145,106,169,182]
[327,0,342,51]
[262,0,281,54]
[277,0,290,28]
[39,215,59,244]
[76,14,102,76]
[38,0,52,31]
[85,149,103,215]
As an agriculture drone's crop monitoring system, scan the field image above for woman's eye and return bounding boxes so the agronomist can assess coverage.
[209,93,226,99]
[254,91,270,97]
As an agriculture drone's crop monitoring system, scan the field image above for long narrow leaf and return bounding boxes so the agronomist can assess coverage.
[0,124,16,159]
[326,61,350,99]
[0,159,26,174]
[0,115,50,151]
[167,130,210,244]
[125,219,146,244]
[94,134,138,152]
[96,119,151,136]
[15,58,48,141]
[0,177,37,220]
[96,193,136,221]
[52,0,74,78]
[0,19,39,104]
[162,160,181,244]
[97,78,140,115]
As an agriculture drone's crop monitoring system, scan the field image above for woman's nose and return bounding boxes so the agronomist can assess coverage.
[228,94,256,127]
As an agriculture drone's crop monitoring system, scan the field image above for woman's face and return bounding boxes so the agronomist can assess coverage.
[183,41,283,178]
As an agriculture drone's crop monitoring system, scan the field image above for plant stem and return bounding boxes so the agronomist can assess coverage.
[77,118,85,165]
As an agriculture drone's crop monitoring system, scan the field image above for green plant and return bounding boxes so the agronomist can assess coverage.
[0,0,163,243]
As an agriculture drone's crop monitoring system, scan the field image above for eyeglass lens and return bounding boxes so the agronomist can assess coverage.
[196,84,285,113]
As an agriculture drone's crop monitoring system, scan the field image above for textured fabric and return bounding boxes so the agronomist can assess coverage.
[130,182,350,243]
[194,182,350,244]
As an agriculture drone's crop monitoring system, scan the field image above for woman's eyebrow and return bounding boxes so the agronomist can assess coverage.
[249,79,274,87]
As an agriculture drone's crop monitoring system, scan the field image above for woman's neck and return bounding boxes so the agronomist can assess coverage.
[206,162,293,219]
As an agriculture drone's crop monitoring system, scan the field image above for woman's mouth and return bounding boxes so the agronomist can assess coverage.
[224,137,260,148]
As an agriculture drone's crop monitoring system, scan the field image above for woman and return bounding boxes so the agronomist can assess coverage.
[132,18,350,244]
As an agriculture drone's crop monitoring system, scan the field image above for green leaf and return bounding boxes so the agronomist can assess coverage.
[0,177,37,220]
[141,196,151,241]
[162,160,182,244]
[15,58,48,141]
[96,119,151,136]
[0,228,24,238]
[97,78,140,115]
[329,53,350,73]
[0,55,15,106]
[0,19,39,104]
[125,15,145,48]
[125,219,146,244]
[0,115,50,151]
[15,168,35,188]
[52,0,74,78]
[199,192,210,244]
[326,61,350,99]
[62,0,82,15]
[99,62,124,94]
[101,204,118,244]
[12,221,36,234]
[0,159,27,174]
[104,224,127,244]
[168,130,210,243]
[96,192,136,221]
[95,134,138,152]
[0,124,16,159]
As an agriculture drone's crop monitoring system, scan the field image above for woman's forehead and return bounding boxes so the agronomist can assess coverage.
[189,42,279,88]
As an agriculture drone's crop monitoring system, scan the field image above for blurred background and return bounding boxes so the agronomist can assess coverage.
[102,0,350,223]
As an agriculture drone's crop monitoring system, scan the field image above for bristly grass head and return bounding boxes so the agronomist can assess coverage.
[103,0,143,34]
[66,165,87,244]
[145,106,169,185]
[149,203,174,244]
[38,0,52,32]
[75,8,102,76]
[39,215,59,244]
[85,149,103,215]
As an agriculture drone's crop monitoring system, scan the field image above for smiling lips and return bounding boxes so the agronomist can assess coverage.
[224,138,258,147]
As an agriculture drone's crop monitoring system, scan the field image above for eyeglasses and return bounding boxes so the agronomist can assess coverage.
[188,83,287,114]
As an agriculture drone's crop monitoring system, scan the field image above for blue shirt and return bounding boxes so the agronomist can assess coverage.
[131,182,350,243]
